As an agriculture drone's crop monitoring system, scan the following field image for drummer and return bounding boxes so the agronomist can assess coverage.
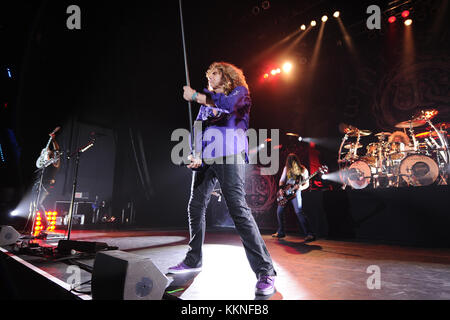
[388,131,413,153]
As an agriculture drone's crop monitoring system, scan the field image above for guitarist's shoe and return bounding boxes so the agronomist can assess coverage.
[271,232,286,239]
[255,275,276,296]
[304,234,316,242]
[167,262,202,274]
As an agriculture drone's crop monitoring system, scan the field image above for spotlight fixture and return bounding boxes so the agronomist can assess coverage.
[404,18,413,26]
[300,24,306,31]
[401,10,410,18]
[311,20,317,27]
[282,62,292,73]
[322,15,328,22]
[333,11,340,18]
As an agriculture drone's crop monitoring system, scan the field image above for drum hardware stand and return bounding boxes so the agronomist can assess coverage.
[338,134,349,190]
[409,121,419,153]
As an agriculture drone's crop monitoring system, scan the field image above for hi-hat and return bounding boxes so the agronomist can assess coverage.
[375,132,391,137]
[395,120,426,128]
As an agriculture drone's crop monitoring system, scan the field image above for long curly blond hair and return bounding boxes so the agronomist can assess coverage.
[388,131,410,145]
[206,62,249,95]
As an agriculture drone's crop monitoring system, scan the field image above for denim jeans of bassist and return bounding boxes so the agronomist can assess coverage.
[276,195,314,236]
[183,153,276,279]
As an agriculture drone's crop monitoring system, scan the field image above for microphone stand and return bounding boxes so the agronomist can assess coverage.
[179,0,196,158]
[65,138,95,240]
[57,136,115,255]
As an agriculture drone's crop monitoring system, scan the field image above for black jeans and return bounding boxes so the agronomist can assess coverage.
[183,155,276,279]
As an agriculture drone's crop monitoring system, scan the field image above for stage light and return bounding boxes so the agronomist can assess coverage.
[311,20,317,27]
[404,19,413,26]
[282,62,292,73]
[263,73,269,79]
[322,15,328,22]
[333,11,340,18]
[10,210,19,217]
[271,69,277,76]
[0,144,5,162]
[276,68,281,74]
[388,16,397,24]
[298,137,303,142]
[402,10,410,18]
[300,24,306,31]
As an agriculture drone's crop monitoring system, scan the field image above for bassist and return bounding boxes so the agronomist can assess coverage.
[272,153,316,242]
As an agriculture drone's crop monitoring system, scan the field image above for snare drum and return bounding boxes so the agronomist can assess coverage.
[399,154,439,186]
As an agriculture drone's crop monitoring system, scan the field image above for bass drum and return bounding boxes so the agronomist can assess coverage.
[399,155,439,186]
[347,160,372,189]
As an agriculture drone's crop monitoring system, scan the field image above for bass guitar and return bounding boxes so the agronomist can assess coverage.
[276,165,328,207]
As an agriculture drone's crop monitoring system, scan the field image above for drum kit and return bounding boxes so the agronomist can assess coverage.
[338,109,449,190]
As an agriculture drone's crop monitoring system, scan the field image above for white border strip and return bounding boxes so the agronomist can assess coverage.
[0,247,92,300]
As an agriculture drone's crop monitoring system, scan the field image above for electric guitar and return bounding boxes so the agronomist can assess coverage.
[276,165,328,207]
[36,127,61,169]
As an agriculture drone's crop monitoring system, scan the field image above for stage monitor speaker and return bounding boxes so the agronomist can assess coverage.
[92,250,169,300]
[0,225,20,246]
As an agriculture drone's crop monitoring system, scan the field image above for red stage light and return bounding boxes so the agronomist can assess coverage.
[263,73,269,79]
[401,10,410,18]
[388,16,397,23]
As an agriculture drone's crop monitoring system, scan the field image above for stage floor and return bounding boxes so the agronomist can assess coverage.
[2,228,450,300]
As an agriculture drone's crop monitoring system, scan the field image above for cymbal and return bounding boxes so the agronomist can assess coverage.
[347,129,372,137]
[359,130,372,136]
[413,109,439,121]
[340,123,358,134]
[375,132,391,137]
[344,143,363,149]
[395,120,427,129]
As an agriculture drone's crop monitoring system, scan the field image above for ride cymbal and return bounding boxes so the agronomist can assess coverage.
[395,120,426,129]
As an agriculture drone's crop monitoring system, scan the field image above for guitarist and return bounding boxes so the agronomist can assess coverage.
[272,153,316,242]
[33,130,61,233]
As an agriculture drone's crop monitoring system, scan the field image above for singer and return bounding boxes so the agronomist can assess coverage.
[168,62,277,296]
